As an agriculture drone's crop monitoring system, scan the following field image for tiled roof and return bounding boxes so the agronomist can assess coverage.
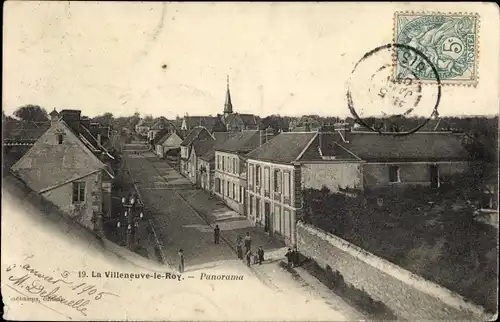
[239,114,260,126]
[192,138,216,157]
[137,119,154,127]
[224,113,260,127]
[215,130,262,154]
[184,116,224,131]
[150,117,174,130]
[246,132,317,163]
[11,121,107,193]
[337,131,469,162]
[213,131,238,143]
[3,121,50,144]
[298,133,361,161]
[199,132,238,161]
[151,129,169,145]
[180,127,212,147]
[200,149,215,162]
[156,132,174,145]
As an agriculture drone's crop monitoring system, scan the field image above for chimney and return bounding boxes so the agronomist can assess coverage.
[80,116,91,129]
[49,108,59,126]
[259,127,274,146]
[59,109,82,133]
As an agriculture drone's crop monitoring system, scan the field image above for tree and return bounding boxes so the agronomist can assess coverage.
[13,105,48,122]
[142,114,154,123]
[92,112,114,126]
[259,115,289,133]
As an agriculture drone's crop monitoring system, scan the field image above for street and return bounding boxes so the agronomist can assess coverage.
[125,151,237,267]
[112,142,365,320]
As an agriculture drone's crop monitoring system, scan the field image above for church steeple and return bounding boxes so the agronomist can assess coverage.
[224,75,233,115]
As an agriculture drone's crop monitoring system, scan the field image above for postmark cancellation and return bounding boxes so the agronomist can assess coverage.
[394,12,479,86]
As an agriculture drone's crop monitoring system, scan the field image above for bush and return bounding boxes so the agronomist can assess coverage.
[301,186,498,312]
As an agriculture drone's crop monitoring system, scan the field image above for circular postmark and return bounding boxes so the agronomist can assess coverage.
[346,43,441,135]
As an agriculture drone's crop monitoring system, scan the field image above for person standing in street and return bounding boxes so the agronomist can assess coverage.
[214,225,220,244]
[245,248,252,267]
[293,245,300,267]
[178,249,185,273]
[285,248,292,267]
[236,236,243,259]
[257,246,265,265]
[244,232,252,253]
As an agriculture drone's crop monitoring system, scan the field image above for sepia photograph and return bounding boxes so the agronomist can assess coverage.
[1,2,498,321]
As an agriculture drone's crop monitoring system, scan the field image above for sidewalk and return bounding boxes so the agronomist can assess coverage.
[176,189,286,260]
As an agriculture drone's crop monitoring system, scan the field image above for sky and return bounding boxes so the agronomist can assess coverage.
[3,2,499,119]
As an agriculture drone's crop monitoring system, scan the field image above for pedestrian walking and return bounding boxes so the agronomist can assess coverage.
[214,225,220,244]
[178,249,185,273]
[257,246,265,265]
[236,237,243,259]
[244,232,252,253]
[245,249,252,267]
[285,248,292,267]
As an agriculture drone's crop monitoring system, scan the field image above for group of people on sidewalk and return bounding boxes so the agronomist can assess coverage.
[213,226,266,267]
[175,226,270,273]
[236,232,265,267]
[285,246,300,268]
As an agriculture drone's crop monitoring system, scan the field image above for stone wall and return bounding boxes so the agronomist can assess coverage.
[296,222,490,320]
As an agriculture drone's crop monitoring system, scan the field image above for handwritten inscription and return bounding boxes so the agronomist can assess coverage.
[5,262,119,317]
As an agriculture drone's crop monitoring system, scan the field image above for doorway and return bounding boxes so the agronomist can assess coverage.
[264,202,271,232]
[430,165,440,188]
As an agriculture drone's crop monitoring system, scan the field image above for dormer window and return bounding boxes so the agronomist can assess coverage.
[57,134,63,144]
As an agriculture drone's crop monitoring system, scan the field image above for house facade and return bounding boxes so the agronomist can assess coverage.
[246,127,469,245]
[11,110,115,232]
[155,132,183,157]
[148,117,175,144]
[214,130,274,215]
[135,119,153,136]
[198,151,215,192]
[187,138,216,185]
[180,127,214,177]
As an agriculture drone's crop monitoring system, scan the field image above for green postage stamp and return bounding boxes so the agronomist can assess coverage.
[394,12,479,86]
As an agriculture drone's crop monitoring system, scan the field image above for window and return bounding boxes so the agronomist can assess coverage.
[57,134,63,144]
[284,171,291,196]
[264,167,270,192]
[239,186,243,203]
[72,182,86,203]
[233,158,237,174]
[232,183,236,199]
[389,166,400,183]
[217,155,220,170]
[222,157,225,172]
[227,181,230,197]
[255,198,260,218]
[255,165,261,186]
[215,178,221,193]
[274,169,282,193]
[249,196,254,214]
[249,165,253,186]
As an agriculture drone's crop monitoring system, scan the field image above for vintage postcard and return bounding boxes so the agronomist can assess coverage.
[2,2,498,321]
